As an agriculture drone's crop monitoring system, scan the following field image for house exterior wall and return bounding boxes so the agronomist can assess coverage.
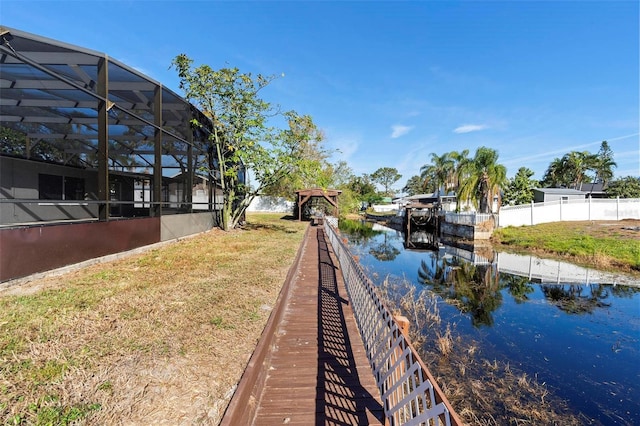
[1,156,99,224]
[160,212,217,241]
[0,217,160,282]
[533,189,584,203]
[0,157,223,282]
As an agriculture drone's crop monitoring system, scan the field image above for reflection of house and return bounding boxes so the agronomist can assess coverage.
[0,27,233,282]
[533,188,586,203]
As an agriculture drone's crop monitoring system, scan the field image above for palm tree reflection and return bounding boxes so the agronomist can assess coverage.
[501,274,534,304]
[418,257,502,327]
[541,284,613,314]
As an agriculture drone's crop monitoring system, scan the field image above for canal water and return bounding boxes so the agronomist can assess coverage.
[339,220,640,425]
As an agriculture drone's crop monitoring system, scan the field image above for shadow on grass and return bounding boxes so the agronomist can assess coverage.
[242,215,309,233]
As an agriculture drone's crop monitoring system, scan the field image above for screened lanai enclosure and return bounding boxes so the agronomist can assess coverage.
[0,27,233,282]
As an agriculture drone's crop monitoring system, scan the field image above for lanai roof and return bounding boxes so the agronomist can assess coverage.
[0,26,211,172]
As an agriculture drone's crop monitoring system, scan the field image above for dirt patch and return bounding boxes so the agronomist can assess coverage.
[584,218,640,239]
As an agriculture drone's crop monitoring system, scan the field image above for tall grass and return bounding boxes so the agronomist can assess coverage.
[377,276,583,425]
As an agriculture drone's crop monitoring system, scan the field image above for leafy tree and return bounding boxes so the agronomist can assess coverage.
[0,126,79,165]
[329,160,354,188]
[260,114,328,198]
[336,187,362,215]
[502,167,538,205]
[564,151,595,188]
[348,174,375,197]
[0,126,27,157]
[307,160,360,215]
[417,167,438,194]
[605,176,640,198]
[347,174,379,207]
[458,147,507,213]
[370,167,402,197]
[172,55,323,230]
[402,175,425,196]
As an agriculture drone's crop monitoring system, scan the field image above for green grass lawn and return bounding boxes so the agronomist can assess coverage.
[492,220,640,273]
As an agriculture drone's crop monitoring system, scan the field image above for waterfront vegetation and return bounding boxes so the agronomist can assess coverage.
[378,279,584,425]
[492,219,640,274]
[0,213,307,425]
[346,220,640,424]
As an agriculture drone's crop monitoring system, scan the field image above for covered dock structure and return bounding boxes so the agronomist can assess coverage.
[294,187,341,222]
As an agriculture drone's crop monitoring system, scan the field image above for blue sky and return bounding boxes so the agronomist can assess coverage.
[2,1,639,189]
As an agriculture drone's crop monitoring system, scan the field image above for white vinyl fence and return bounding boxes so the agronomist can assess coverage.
[246,196,294,213]
[498,198,640,228]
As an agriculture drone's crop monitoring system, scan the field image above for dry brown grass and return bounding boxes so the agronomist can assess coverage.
[0,213,307,425]
[377,276,585,425]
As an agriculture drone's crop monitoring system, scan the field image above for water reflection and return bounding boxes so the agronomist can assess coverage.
[497,251,638,286]
[341,218,640,287]
[339,219,640,424]
[369,232,401,261]
[417,257,503,327]
[501,274,535,303]
[541,284,612,314]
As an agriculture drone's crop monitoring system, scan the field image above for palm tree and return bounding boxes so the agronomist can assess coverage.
[458,147,507,213]
[420,152,453,202]
[562,151,594,189]
[450,149,471,211]
[542,157,565,187]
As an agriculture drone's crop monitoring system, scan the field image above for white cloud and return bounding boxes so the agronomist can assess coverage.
[453,124,488,134]
[391,125,414,139]
[326,131,360,162]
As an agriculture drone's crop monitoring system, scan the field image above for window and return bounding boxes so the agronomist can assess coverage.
[65,177,85,200]
[39,174,85,200]
[39,174,62,200]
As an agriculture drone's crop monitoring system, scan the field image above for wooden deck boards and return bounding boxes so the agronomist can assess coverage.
[226,226,384,425]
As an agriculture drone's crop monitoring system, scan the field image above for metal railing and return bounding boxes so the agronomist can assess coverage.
[323,217,461,426]
[443,211,494,226]
[0,198,221,227]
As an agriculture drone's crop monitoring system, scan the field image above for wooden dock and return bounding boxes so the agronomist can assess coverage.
[221,225,384,425]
